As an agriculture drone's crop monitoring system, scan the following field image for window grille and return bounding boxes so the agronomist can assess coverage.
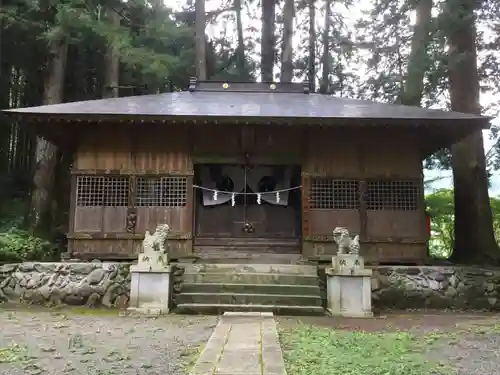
[76,176,129,207]
[309,178,360,209]
[136,176,187,207]
[366,180,420,210]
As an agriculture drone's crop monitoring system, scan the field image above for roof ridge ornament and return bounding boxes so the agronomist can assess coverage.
[104,84,149,96]
[303,80,310,94]
[187,78,310,94]
[188,77,197,92]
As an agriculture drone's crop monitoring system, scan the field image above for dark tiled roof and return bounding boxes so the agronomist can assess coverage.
[3,91,489,122]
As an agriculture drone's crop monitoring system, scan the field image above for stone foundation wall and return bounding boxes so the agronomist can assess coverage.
[2,262,500,311]
[372,266,500,310]
[0,262,131,307]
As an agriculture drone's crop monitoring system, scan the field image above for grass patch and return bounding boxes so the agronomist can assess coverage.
[0,304,121,316]
[181,344,205,374]
[0,343,29,363]
[279,324,450,375]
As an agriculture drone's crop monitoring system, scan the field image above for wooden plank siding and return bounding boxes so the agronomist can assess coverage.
[301,128,427,264]
[192,124,303,165]
[68,124,194,259]
[68,122,427,263]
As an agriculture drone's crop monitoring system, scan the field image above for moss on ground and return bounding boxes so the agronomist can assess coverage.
[278,323,452,375]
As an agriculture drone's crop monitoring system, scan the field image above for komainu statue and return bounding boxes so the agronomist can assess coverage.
[139,224,171,268]
[143,224,170,253]
[332,227,360,255]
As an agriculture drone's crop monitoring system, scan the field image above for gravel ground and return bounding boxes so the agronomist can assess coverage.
[431,330,500,375]
[0,308,218,375]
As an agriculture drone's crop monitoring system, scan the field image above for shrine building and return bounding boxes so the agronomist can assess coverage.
[2,79,490,265]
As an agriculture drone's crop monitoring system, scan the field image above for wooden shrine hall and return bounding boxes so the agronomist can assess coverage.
[3,79,490,264]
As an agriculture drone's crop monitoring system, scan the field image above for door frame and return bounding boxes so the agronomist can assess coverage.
[192,163,302,240]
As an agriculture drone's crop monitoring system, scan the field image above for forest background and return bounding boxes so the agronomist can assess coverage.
[0,0,499,263]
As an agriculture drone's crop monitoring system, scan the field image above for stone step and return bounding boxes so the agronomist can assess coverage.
[194,237,301,247]
[174,303,325,316]
[191,257,305,265]
[176,292,323,306]
[191,251,304,264]
[180,282,321,296]
[181,272,319,285]
[180,263,318,275]
[195,246,301,253]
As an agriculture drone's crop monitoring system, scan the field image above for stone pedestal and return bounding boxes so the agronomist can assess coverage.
[326,254,373,318]
[127,257,172,316]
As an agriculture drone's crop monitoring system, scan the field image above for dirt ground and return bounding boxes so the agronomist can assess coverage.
[0,306,218,375]
[278,311,499,333]
[2,307,500,375]
[278,311,500,375]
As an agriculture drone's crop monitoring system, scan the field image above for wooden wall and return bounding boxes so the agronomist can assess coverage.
[192,124,303,164]
[69,124,194,260]
[68,122,428,264]
[192,124,303,241]
[302,127,427,264]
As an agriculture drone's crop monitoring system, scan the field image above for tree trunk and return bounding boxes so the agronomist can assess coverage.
[103,10,121,99]
[0,42,11,176]
[261,0,275,82]
[319,0,331,94]
[280,0,294,82]
[30,38,68,236]
[195,0,207,80]
[235,0,246,78]
[399,0,432,106]
[308,0,316,92]
[446,0,500,264]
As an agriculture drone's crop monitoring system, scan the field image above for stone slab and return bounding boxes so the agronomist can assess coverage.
[332,254,365,270]
[216,351,261,374]
[326,308,374,318]
[327,271,373,318]
[128,269,171,313]
[223,311,273,317]
[126,306,169,316]
[182,263,317,275]
[326,267,373,277]
[189,312,287,375]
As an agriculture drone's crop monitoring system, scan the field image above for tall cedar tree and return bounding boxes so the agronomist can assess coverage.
[446,0,500,264]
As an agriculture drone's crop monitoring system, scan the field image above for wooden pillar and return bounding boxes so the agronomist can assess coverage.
[65,174,77,258]
[357,143,367,240]
[185,173,195,256]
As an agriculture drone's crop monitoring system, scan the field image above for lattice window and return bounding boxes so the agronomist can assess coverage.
[76,176,129,207]
[366,180,420,210]
[136,176,187,207]
[309,178,360,209]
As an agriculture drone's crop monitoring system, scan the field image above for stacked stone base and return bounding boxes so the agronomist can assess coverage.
[0,262,131,308]
[372,266,500,311]
[2,262,500,312]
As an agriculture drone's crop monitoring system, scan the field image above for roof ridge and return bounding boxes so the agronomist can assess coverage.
[187,77,310,94]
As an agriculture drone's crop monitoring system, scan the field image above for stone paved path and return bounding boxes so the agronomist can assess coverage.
[189,312,286,375]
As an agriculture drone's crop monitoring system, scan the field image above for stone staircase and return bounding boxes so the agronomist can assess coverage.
[173,263,324,315]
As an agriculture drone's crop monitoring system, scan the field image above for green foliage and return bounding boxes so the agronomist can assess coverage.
[426,189,455,258]
[91,5,195,80]
[0,229,57,263]
[426,188,500,259]
[279,324,449,375]
[0,343,29,364]
[0,200,58,263]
